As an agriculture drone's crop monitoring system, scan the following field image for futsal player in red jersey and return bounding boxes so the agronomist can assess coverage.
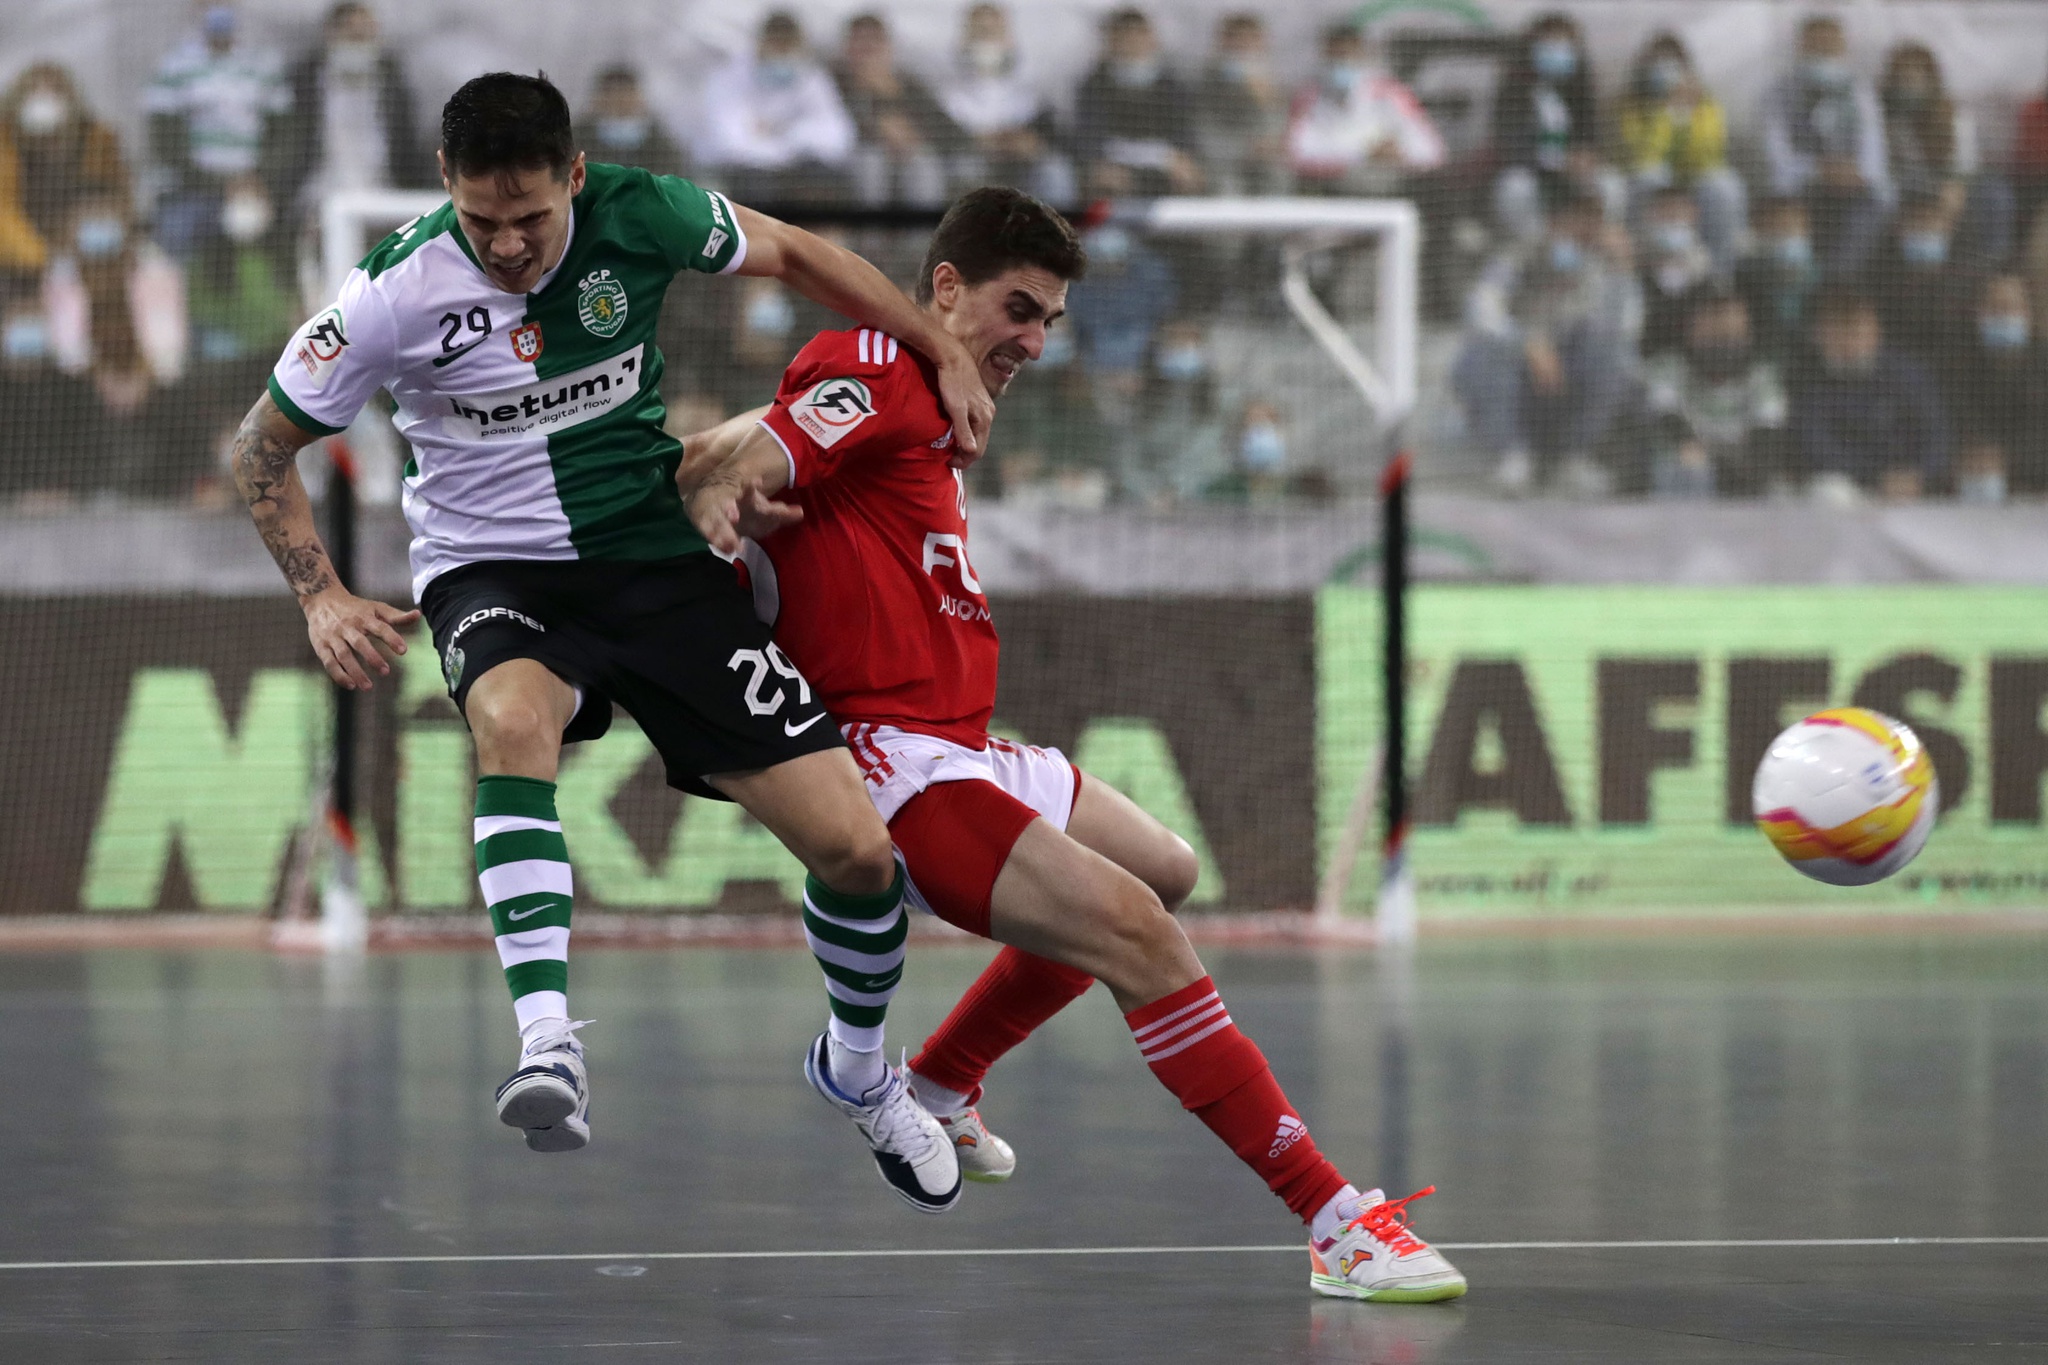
[678,189,1464,1301]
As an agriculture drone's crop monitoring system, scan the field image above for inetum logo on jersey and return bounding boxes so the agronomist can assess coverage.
[293,306,348,387]
[791,377,876,449]
[510,321,543,363]
[446,345,642,439]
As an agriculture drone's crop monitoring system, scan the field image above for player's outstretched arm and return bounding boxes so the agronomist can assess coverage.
[231,393,420,692]
[677,403,772,489]
[677,420,802,556]
[730,205,993,462]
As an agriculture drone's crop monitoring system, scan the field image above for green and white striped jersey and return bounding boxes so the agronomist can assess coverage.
[268,162,746,597]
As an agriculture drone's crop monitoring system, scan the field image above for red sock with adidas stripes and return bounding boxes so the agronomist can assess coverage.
[909,946,1095,1102]
[1124,976,1351,1224]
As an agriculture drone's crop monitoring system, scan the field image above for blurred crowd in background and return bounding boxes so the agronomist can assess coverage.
[4,1,2048,511]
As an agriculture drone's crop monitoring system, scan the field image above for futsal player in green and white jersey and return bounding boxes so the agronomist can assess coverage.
[232,73,986,1210]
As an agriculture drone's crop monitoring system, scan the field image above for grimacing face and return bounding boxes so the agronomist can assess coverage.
[931,262,1069,398]
[442,152,586,295]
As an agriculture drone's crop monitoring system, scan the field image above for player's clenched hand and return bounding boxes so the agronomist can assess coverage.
[733,487,803,541]
[303,588,419,692]
[685,476,748,556]
[933,336,994,467]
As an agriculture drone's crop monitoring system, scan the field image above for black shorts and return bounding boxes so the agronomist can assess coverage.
[420,555,841,799]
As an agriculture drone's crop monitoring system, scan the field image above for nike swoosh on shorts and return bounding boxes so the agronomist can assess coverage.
[784,713,827,737]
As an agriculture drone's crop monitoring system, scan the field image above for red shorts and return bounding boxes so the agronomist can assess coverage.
[889,775,1075,939]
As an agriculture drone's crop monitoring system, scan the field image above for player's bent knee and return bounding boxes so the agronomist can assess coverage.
[467,693,556,765]
[1154,835,1201,913]
[813,822,899,898]
[1097,880,1177,967]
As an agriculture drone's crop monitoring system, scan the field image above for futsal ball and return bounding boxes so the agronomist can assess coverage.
[1752,707,1939,886]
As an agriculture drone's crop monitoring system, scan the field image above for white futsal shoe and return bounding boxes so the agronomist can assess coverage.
[932,1101,1017,1183]
[495,1019,592,1153]
[804,1035,961,1214]
[1309,1186,1467,1302]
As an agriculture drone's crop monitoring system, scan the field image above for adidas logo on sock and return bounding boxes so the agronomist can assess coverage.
[1268,1113,1308,1159]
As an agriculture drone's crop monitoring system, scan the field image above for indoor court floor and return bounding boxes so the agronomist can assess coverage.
[0,931,2043,1363]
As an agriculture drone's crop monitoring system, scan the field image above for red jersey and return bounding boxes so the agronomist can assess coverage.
[750,327,998,745]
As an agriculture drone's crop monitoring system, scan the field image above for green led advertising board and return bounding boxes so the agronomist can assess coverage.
[1320,586,2048,917]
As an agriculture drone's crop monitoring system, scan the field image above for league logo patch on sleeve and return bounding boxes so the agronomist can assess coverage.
[292,306,349,388]
[790,377,877,449]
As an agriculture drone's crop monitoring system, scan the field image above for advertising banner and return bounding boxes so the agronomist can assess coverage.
[1,596,1314,915]
[1321,586,2048,917]
[14,586,2048,919]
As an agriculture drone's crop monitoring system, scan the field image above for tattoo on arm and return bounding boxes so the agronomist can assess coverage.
[235,424,296,510]
[233,414,336,600]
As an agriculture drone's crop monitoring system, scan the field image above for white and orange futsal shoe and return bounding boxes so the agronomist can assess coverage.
[1309,1186,1468,1302]
[933,1102,1017,1183]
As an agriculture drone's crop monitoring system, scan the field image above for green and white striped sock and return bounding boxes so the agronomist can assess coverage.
[803,867,908,1057]
[475,774,573,1032]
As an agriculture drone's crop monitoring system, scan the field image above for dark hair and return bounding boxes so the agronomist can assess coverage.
[917,187,1087,304]
[442,72,576,181]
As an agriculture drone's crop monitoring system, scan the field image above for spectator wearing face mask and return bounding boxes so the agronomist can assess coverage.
[1761,16,1889,280]
[1286,24,1444,196]
[937,4,1073,206]
[982,318,1113,506]
[1637,186,1716,360]
[1792,287,1946,500]
[1069,222,1177,383]
[1204,400,1296,504]
[1490,12,1624,244]
[1193,14,1290,197]
[1735,196,1822,365]
[1641,290,1789,497]
[1878,41,2013,269]
[1130,319,1225,502]
[1613,33,1746,274]
[174,173,296,503]
[39,193,188,497]
[835,13,965,208]
[1942,274,2048,500]
[145,1,290,260]
[274,2,432,216]
[1075,8,1202,198]
[186,175,294,379]
[0,300,97,505]
[1866,190,1975,387]
[1069,220,1176,498]
[1456,191,1641,495]
[0,65,132,295]
[696,12,856,205]
[582,66,687,179]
